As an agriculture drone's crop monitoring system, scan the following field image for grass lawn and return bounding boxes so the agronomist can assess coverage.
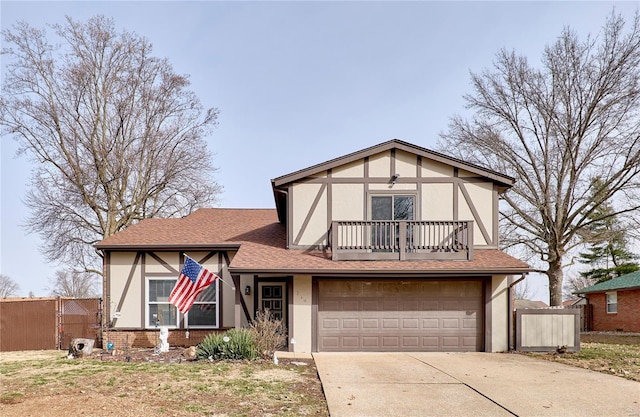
[0,350,329,417]
[526,333,640,382]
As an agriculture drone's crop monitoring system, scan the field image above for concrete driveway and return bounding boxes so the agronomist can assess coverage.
[313,352,640,417]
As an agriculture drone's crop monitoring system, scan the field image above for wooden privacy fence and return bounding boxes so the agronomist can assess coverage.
[515,307,581,352]
[0,297,101,352]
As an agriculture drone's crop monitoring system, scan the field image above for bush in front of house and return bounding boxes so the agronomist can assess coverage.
[249,310,287,359]
[197,328,258,361]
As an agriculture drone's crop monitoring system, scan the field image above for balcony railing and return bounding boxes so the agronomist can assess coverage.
[329,220,473,261]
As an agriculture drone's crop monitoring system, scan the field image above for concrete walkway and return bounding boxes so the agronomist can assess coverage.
[313,352,640,417]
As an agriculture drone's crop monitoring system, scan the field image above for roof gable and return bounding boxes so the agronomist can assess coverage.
[271,139,515,188]
[576,271,640,294]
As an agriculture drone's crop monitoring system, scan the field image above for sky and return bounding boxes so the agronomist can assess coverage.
[1,1,638,301]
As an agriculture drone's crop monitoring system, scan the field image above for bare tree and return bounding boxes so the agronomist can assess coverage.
[48,269,100,298]
[0,274,20,298]
[513,278,535,300]
[563,274,596,301]
[440,12,640,306]
[1,15,222,274]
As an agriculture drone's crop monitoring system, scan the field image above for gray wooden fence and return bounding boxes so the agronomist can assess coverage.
[515,307,581,352]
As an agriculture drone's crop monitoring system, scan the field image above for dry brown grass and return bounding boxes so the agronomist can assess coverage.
[527,333,640,382]
[0,349,328,417]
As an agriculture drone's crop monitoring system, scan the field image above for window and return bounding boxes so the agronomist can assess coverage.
[148,279,178,327]
[606,292,617,314]
[186,281,219,327]
[146,277,219,328]
[371,195,415,250]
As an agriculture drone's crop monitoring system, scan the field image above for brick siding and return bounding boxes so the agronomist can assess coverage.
[588,290,640,333]
[102,329,226,350]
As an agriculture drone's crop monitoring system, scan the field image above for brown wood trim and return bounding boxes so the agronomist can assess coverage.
[232,274,252,323]
[287,185,293,248]
[458,183,492,245]
[390,148,396,177]
[311,277,318,353]
[484,278,492,352]
[417,155,422,178]
[296,176,492,184]
[140,253,146,328]
[327,169,332,240]
[287,276,294,352]
[493,184,499,246]
[104,252,110,331]
[453,168,459,221]
[147,252,179,274]
[293,182,327,246]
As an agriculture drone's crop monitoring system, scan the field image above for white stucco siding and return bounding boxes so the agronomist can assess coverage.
[291,183,328,246]
[458,182,493,245]
[292,275,313,353]
[421,159,453,177]
[108,252,143,328]
[332,184,365,220]
[395,150,417,178]
[421,183,454,220]
[368,151,392,177]
[333,160,364,177]
[368,183,417,191]
[489,275,509,352]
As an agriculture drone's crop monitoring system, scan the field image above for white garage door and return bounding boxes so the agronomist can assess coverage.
[317,279,483,352]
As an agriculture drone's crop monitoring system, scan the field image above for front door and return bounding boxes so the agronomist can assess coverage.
[257,281,287,323]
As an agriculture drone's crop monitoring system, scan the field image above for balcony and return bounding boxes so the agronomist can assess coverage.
[329,220,474,261]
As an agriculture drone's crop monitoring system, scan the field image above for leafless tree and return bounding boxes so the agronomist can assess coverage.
[1,15,222,274]
[513,277,535,300]
[0,274,20,298]
[440,12,640,306]
[48,269,100,298]
[562,275,596,301]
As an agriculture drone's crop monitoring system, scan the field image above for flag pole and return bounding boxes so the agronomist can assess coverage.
[183,254,236,290]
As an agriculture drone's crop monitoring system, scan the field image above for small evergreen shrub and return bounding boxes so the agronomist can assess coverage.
[197,329,258,361]
[249,310,287,359]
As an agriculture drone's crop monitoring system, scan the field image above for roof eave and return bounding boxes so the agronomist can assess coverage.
[576,285,640,294]
[228,266,532,276]
[95,243,242,251]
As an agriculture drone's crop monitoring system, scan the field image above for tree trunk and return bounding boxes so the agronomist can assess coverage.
[547,258,564,306]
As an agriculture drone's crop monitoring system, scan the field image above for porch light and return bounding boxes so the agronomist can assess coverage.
[245,285,251,295]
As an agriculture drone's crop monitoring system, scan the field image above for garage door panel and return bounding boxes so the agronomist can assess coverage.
[318,279,483,352]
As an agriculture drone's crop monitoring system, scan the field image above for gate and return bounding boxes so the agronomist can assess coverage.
[59,298,102,349]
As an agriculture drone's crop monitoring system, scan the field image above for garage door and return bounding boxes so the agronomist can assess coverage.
[317,279,483,352]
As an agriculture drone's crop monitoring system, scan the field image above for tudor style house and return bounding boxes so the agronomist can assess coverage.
[96,140,531,353]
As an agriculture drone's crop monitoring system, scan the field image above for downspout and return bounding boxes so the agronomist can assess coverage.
[507,274,527,351]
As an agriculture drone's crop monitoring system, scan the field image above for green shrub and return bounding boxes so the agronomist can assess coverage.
[249,310,287,359]
[197,329,258,361]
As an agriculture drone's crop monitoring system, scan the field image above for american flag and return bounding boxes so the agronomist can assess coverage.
[169,256,218,314]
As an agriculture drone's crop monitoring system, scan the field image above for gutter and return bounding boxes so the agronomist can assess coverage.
[507,273,527,351]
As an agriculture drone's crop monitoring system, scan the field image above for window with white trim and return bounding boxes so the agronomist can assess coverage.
[606,292,617,314]
[186,280,219,328]
[147,278,178,327]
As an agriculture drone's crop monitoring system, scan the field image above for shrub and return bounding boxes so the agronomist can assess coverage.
[197,329,258,361]
[249,310,287,359]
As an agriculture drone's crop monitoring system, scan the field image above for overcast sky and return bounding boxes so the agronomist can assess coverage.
[2,1,638,301]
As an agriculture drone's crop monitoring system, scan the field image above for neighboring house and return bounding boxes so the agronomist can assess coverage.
[575,272,640,333]
[96,139,531,353]
[514,299,548,310]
